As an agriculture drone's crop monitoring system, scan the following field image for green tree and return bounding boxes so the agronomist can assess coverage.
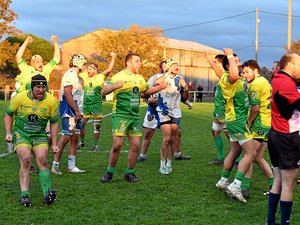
[94,25,165,80]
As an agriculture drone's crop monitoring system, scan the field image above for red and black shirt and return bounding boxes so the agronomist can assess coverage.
[271,70,300,133]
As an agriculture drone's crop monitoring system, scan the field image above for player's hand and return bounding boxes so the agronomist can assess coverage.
[51,35,58,43]
[52,145,60,154]
[5,134,13,143]
[223,48,234,56]
[186,101,193,110]
[26,36,33,43]
[148,95,158,104]
[110,52,116,58]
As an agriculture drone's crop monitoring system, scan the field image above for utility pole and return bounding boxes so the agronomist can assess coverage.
[287,0,292,51]
[255,7,259,62]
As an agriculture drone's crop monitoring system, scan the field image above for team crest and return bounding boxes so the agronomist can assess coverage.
[147,114,155,122]
[132,86,139,95]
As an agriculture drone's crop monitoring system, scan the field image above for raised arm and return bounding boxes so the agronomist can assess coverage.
[103,52,117,76]
[205,51,223,78]
[15,36,33,64]
[51,35,60,64]
[223,48,239,84]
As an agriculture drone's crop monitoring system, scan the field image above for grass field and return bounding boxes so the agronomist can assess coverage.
[0,101,299,225]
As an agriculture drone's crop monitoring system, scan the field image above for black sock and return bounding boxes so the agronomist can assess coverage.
[267,192,280,224]
[280,200,293,225]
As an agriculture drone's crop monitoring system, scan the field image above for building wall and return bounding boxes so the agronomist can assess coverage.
[166,48,219,91]
[61,29,220,91]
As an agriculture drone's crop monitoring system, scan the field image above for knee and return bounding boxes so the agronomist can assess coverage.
[37,157,48,168]
[21,157,31,169]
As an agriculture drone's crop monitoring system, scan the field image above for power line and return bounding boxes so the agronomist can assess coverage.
[164,11,255,32]
[260,10,300,18]
[60,11,255,43]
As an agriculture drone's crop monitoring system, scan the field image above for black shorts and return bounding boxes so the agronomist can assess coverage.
[268,129,300,169]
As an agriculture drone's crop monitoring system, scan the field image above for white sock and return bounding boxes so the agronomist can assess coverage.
[160,160,166,168]
[233,179,242,188]
[52,161,59,167]
[166,159,172,167]
[68,155,76,170]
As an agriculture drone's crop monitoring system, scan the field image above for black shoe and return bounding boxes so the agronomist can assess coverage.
[175,154,191,160]
[100,171,113,183]
[30,166,39,174]
[124,173,139,183]
[241,189,250,199]
[137,156,146,162]
[20,195,32,207]
[44,189,57,205]
[208,159,224,165]
[233,162,239,168]
[263,185,272,196]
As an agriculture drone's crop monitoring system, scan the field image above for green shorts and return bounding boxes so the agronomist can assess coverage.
[14,130,48,151]
[112,115,142,137]
[226,120,252,141]
[251,126,270,141]
[83,103,102,119]
[213,111,225,122]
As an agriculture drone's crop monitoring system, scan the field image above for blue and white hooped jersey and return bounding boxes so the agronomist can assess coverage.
[59,68,83,118]
[156,74,182,118]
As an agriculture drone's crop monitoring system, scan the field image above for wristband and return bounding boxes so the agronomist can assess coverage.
[227,54,234,59]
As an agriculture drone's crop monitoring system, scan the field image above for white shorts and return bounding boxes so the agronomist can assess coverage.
[212,121,227,132]
[143,107,159,129]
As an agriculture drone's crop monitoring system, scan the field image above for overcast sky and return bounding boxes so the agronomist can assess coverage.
[11,0,300,69]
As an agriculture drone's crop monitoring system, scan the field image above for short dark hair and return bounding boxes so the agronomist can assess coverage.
[279,53,294,70]
[242,60,260,73]
[215,54,225,60]
[222,53,237,71]
[125,53,140,67]
[159,60,166,73]
[31,74,47,89]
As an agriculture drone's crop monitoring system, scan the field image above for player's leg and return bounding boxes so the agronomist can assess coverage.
[91,117,102,152]
[17,146,32,207]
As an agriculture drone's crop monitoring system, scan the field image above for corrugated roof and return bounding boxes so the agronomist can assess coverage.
[162,37,222,53]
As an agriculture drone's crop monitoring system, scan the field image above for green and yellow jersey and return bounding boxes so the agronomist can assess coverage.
[107,70,149,118]
[79,71,107,105]
[248,76,271,132]
[219,71,249,124]
[6,90,59,137]
[16,58,57,93]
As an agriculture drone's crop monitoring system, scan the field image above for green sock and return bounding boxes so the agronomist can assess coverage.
[39,170,51,195]
[235,171,245,182]
[125,168,134,174]
[241,177,251,190]
[235,153,242,163]
[107,166,115,173]
[268,177,274,186]
[93,141,98,146]
[214,136,224,160]
[221,170,231,179]
[21,191,30,197]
